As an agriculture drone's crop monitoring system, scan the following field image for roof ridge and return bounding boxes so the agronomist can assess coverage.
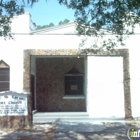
[31,21,76,34]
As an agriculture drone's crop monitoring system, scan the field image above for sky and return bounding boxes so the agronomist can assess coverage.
[24,0,75,26]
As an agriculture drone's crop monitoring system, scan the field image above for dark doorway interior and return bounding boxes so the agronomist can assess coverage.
[31,74,35,110]
[36,57,86,112]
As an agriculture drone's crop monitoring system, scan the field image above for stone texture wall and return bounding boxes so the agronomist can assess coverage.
[0,116,28,129]
[36,57,86,112]
[23,49,132,119]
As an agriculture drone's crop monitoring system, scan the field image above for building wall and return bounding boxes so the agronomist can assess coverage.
[24,49,131,119]
[36,57,86,112]
[87,56,124,117]
[125,35,140,118]
[0,13,140,118]
[11,13,36,33]
[0,47,23,92]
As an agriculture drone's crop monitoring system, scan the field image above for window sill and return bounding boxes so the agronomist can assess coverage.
[63,95,85,99]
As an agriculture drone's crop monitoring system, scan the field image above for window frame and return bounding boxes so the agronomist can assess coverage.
[64,67,85,99]
[0,60,10,92]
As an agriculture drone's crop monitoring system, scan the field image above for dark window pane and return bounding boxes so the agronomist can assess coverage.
[78,90,83,95]
[65,91,71,95]
[65,76,70,80]
[65,86,70,91]
[0,88,9,92]
[78,85,83,90]
[0,69,9,74]
[0,75,9,81]
[0,82,9,92]
[65,81,71,86]
[78,76,83,81]
[0,66,10,92]
[65,75,84,95]
[0,68,10,82]
[71,81,77,85]
[71,76,78,80]
[78,81,83,85]
[65,88,70,93]
[78,92,83,95]
[0,82,9,88]
[65,85,70,89]
[70,90,77,95]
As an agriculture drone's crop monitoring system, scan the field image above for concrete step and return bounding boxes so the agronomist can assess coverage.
[34,112,88,117]
[33,118,127,124]
[33,118,93,123]
[33,112,90,123]
[33,112,126,124]
[33,115,89,118]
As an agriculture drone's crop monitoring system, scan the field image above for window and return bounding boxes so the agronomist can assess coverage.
[65,67,84,96]
[0,60,10,92]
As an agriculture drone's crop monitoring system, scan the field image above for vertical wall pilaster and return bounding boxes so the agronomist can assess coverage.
[123,50,133,120]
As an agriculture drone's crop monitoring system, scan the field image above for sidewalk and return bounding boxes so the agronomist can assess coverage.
[0,124,56,140]
[53,121,140,140]
[0,121,139,140]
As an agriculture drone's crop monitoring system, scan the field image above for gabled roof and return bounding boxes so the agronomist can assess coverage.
[31,21,77,35]
[0,60,9,68]
[30,21,112,35]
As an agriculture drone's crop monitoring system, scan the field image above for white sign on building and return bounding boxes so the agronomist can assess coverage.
[0,92,28,116]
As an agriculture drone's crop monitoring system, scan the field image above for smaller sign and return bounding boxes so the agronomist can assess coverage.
[0,92,28,116]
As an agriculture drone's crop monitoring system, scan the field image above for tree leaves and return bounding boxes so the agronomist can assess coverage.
[60,0,140,50]
[59,19,70,25]
[36,23,55,30]
[1,0,140,50]
[36,19,70,30]
[0,0,24,39]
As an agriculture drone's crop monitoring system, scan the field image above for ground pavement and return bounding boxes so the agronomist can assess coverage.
[54,122,135,140]
[0,121,140,140]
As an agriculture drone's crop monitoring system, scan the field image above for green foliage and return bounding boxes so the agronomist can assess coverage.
[59,19,70,25]
[36,19,70,30]
[36,22,55,30]
[1,0,140,50]
[49,22,54,27]
[59,0,140,50]
[0,0,24,39]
